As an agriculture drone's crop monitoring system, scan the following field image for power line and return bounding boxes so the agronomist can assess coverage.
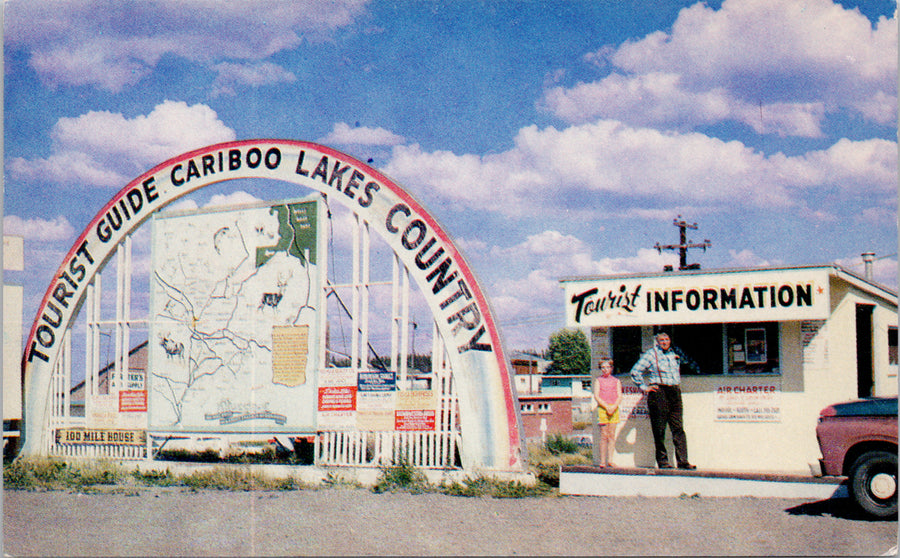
[654,215,711,271]
[499,314,562,327]
[843,253,897,268]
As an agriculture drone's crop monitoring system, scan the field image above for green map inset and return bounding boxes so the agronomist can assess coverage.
[256,201,318,268]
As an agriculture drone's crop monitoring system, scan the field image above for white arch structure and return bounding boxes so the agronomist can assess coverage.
[22,140,523,470]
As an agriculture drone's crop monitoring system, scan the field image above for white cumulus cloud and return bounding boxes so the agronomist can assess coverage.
[384,120,897,217]
[320,122,406,147]
[477,231,676,348]
[3,215,76,242]
[5,0,370,93]
[541,0,897,135]
[211,62,297,97]
[8,101,236,188]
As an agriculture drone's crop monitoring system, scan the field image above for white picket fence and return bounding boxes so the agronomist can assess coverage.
[316,429,460,468]
[50,441,147,459]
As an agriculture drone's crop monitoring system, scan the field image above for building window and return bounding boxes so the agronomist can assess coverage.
[612,326,643,376]
[581,380,591,391]
[670,323,725,375]
[726,322,780,374]
[612,322,781,376]
[889,327,898,366]
[521,403,533,414]
[537,403,551,413]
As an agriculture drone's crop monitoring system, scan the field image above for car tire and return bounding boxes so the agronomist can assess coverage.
[849,450,897,519]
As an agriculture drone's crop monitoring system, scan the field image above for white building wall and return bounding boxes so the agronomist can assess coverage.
[3,236,24,426]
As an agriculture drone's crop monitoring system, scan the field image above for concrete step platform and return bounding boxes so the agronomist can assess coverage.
[560,465,847,500]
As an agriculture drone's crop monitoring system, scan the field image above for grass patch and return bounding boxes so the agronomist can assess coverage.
[179,466,299,491]
[5,443,583,497]
[526,440,591,487]
[3,458,123,491]
[321,471,363,489]
[5,457,304,492]
[372,459,554,498]
[437,475,552,498]
[131,468,179,487]
[71,461,124,488]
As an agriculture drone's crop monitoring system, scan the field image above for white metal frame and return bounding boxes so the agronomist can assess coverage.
[47,203,461,468]
[316,213,460,468]
[50,237,149,459]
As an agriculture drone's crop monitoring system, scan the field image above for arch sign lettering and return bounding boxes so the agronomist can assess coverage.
[22,140,523,470]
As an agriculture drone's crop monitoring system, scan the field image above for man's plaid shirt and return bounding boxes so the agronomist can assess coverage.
[629,345,699,390]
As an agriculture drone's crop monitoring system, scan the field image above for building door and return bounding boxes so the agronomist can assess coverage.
[856,304,875,398]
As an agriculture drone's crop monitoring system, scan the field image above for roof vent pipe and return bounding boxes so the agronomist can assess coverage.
[861,252,876,281]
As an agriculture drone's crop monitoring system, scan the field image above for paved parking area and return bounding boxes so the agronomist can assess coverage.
[4,487,896,556]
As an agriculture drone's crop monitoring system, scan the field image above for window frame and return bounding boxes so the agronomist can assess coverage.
[889,326,898,366]
[610,321,782,377]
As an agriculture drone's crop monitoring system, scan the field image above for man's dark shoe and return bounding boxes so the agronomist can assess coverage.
[658,464,674,469]
[678,463,697,470]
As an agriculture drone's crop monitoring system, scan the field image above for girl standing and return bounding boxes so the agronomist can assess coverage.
[593,359,623,468]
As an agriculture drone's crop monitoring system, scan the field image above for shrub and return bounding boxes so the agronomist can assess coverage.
[544,433,578,455]
[526,440,590,487]
[3,459,42,489]
[4,458,125,490]
[438,475,552,498]
[372,458,429,494]
[132,468,178,487]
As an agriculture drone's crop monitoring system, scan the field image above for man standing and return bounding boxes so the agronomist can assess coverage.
[630,331,698,470]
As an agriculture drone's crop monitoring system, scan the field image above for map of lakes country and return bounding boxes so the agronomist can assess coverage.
[149,199,321,431]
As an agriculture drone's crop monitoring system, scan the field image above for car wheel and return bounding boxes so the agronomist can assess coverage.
[849,450,897,519]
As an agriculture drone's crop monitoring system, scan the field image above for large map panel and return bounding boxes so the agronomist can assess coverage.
[149,198,321,432]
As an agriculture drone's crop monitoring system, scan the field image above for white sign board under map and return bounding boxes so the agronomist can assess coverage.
[149,197,323,432]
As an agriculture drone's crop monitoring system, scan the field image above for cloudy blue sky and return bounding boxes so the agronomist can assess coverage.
[4,0,897,355]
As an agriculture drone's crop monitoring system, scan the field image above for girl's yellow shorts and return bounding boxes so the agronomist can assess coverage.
[598,406,620,425]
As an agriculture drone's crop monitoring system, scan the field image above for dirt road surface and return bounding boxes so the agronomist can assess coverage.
[4,487,897,556]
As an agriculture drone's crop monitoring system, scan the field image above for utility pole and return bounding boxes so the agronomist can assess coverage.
[654,215,711,271]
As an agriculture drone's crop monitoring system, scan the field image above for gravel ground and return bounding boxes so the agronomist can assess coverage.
[3,487,897,556]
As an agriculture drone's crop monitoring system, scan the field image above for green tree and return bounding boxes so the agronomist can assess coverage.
[545,328,590,375]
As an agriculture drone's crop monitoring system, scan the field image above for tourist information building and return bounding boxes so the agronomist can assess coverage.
[561,264,897,474]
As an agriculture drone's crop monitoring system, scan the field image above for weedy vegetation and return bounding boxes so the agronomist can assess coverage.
[371,457,430,494]
[526,435,592,487]
[5,434,588,497]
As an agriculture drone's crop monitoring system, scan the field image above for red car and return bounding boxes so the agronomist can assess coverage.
[816,397,897,518]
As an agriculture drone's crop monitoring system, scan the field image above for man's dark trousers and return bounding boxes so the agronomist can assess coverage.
[647,384,688,467]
